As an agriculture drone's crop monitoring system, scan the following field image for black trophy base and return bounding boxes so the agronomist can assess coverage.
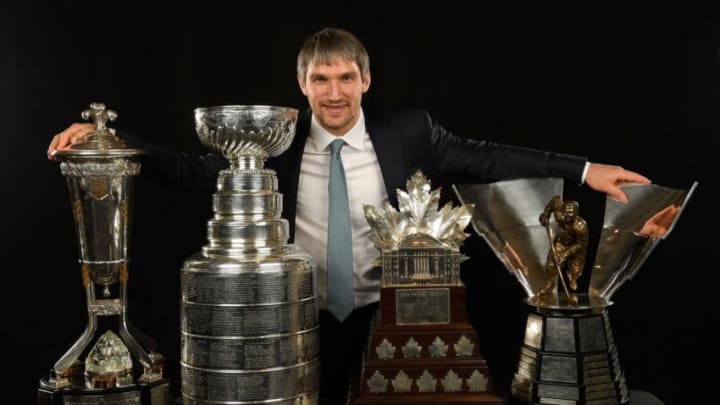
[38,378,171,405]
[511,299,629,405]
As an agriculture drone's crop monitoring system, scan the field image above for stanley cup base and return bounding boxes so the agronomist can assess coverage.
[510,299,629,405]
[38,377,170,405]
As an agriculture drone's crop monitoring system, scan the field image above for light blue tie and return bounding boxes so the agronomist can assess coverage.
[327,139,354,321]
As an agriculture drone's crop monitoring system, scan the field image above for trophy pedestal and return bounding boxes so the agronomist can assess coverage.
[511,296,629,405]
[38,378,170,405]
[351,286,503,404]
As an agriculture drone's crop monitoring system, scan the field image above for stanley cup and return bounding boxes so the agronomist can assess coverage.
[38,103,170,405]
[180,106,319,405]
[453,178,697,405]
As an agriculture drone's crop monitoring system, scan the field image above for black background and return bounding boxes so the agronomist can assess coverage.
[3,1,718,404]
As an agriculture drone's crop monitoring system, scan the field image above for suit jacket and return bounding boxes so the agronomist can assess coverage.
[267,107,586,241]
[126,107,586,242]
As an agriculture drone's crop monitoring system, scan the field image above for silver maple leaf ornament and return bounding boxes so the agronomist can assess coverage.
[363,170,475,287]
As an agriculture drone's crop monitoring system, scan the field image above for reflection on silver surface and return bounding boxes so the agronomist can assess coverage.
[591,182,698,300]
[181,105,318,404]
[453,178,697,303]
[453,178,563,298]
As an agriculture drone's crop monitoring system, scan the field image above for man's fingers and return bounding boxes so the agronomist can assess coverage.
[47,123,95,160]
[620,169,651,185]
[48,135,60,153]
[607,185,629,204]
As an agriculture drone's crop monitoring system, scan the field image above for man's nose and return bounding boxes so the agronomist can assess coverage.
[328,80,341,98]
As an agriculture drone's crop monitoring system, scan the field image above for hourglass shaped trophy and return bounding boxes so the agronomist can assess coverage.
[180,106,319,405]
[38,103,170,404]
[453,178,696,405]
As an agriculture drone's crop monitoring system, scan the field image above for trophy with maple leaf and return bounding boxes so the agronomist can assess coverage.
[350,171,503,404]
[453,177,696,405]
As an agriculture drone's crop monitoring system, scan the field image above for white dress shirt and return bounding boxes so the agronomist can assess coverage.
[294,110,389,310]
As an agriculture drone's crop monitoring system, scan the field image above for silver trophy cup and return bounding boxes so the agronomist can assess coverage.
[454,178,697,405]
[39,103,170,405]
[180,106,319,405]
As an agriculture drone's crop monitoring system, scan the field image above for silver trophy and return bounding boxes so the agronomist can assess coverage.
[39,103,170,405]
[454,178,697,405]
[180,105,319,405]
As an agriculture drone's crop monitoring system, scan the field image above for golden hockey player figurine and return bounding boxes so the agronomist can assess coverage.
[538,196,589,301]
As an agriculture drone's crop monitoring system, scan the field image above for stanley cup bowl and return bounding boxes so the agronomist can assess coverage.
[194,105,298,168]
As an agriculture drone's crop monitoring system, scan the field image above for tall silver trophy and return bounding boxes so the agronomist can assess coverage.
[38,103,170,404]
[454,178,697,405]
[181,106,319,405]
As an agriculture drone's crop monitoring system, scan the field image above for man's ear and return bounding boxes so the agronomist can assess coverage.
[298,75,308,96]
[362,72,371,93]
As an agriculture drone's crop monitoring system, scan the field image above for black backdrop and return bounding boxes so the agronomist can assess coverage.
[3,1,718,404]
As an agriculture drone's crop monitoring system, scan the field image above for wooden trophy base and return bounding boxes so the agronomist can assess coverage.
[350,286,503,404]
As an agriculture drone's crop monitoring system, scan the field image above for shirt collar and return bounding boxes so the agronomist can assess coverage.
[309,109,367,152]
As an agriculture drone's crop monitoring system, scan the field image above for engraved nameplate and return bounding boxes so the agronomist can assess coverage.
[182,360,319,402]
[183,298,318,336]
[395,288,450,325]
[63,390,141,405]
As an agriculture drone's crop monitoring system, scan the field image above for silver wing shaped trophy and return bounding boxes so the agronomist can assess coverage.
[453,177,697,405]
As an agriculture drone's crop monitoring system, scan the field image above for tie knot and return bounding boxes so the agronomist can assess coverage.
[329,139,345,157]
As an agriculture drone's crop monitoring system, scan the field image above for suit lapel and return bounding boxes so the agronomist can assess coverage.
[278,108,406,239]
[272,108,311,242]
[365,109,405,207]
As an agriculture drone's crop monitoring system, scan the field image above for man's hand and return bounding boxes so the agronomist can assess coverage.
[585,163,651,203]
[636,204,680,240]
[47,123,95,160]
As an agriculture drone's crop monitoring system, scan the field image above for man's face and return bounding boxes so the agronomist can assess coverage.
[298,57,371,136]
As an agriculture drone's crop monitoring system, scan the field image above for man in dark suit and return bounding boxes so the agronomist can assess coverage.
[49,27,650,404]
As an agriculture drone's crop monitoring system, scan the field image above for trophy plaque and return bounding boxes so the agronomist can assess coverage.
[350,171,503,404]
[180,105,319,404]
[38,103,170,405]
[454,178,697,405]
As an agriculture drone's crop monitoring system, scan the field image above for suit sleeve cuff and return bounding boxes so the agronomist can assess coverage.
[581,161,590,184]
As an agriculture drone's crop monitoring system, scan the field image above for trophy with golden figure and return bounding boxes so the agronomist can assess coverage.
[351,171,503,404]
[453,177,697,405]
[38,103,170,405]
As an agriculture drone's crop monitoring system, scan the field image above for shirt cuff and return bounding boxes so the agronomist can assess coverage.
[581,161,590,184]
